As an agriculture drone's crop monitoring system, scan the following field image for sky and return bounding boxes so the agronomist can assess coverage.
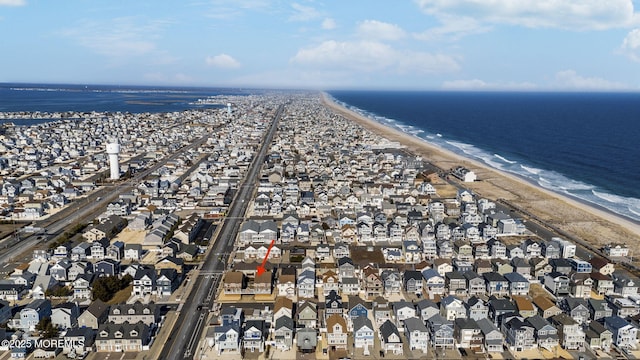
[1,0,640,90]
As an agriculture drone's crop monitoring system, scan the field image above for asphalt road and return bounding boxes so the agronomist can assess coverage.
[160,104,284,360]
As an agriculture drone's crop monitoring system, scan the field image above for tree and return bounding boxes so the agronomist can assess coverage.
[92,274,133,302]
[45,285,72,298]
[35,317,58,339]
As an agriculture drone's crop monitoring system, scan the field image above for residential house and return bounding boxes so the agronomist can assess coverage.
[549,258,573,275]
[511,257,531,279]
[440,295,466,321]
[326,314,348,350]
[20,299,52,331]
[464,271,486,297]
[526,315,559,351]
[466,296,489,321]
[78,299,109,329]
[95,323,151,352]
[379,320,403,355]
[72,274,94,300]
[454,318,483,351]
[504,272,530,296]
[297,328,317,354]
[353,316,375,353]
[544,272,570,297]
[381,269,402,295]
[585,320,612,352]
[590,257,615,276]
[551,313,585,351]
[613,272,639,297]
[337,257,356,279]
[51,302,79,329]
[297,268,315,299]
[124,244,142,261]
[274,316,294,350]
[477,318,503,353]
[404,317,429,353]
[373,297,393,327]
[296,301,317,329]
[108,302,159,326]
[223,272,244,296]
[347,296,369,322]
[561,297,590,325]
[512,296,536,318]
[404,270,423,294]
[94,259,119,277]
[592,272,615,296]
[427,314,455,349]
[484,272,509,297]
[277,268,296,297]
[533,296,563,319]
[157,268,180,297]
[416,299,439,323]
[607,297,640,318]
[362,266,383,299]
[445,271,467,297]
[63,327,95,357]
[243,320,266,353]
[212,324,241,354]
[393,300,417,326]
[422,269,445,299]
[132,267,156,297]
[503,316,536,352]
[589,298,613,321]
[570,272,593,299]
[488,296,517,327]
[341,276,360,295]
[604,316,638,349]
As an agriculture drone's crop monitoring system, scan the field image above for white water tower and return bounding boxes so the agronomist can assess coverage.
[106,141,121,180]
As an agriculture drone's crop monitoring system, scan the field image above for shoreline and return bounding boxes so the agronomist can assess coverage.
[320,92,640,249]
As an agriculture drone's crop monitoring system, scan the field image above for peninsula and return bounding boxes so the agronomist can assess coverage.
[0,92,638,360]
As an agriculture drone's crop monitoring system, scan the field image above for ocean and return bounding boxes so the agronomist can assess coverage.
[328,90,640,222]
[0,83,257,114]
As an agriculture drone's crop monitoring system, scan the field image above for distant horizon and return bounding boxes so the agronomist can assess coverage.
[3,81,640,94]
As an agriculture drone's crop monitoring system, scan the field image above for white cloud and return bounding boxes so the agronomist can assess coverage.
[61,17,169,59]
[206,53,241,69]
[621,28,640,61]
[442,79,537,90]
[0,0,26,6]
[415,0,640,38]
[554,70,629,90]
[321,18,337,30]
[204,0,273,20]
[291,40,459,74]
[414,15,490,41]
[357,20,406,41]
[289,3,321,22]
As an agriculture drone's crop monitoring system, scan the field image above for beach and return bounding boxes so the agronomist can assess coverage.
[321,93,640,256]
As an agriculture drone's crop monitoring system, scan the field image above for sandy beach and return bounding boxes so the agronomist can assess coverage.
[321,93,640,257]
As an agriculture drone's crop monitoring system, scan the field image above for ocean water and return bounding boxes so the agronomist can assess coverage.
[0,83,255,114]
[328,90,640,222]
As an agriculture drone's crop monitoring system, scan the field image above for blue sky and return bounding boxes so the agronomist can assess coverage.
[1,0,640,90]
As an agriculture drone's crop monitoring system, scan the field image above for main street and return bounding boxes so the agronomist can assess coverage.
[160,103,284,360]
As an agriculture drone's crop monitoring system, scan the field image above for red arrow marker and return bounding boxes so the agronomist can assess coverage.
[256,239,275,276]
